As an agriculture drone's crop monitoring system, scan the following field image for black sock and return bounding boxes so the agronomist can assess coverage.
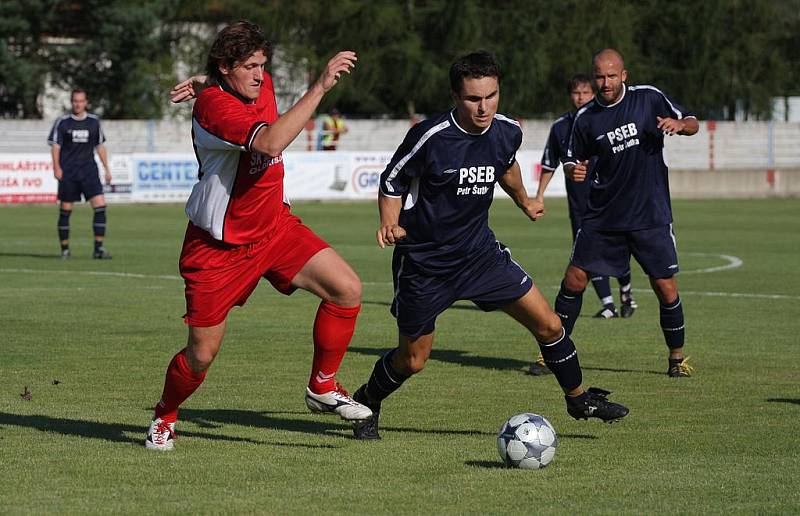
[58,208,71,244]
[93,206,107,239]
[94,240,102,252]
[538,328,582,391]
[362,349,409,409]
[660,297,685,349]
[555,281,584,335]
[590,275,614,308]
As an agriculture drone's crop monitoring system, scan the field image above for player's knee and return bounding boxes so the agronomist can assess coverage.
[652,277,678,304]
[395,349,428,376]
[185,348,216,372]
[332,274,362,306]
[563,267,589,292]
[534,312,563,343]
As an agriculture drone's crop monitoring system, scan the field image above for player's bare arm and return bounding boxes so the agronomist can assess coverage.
[657,116,699,136]
[51,144,62,181]
[376,192,406,248]
[533,168,556,218]
[563,160,589,182]
[96,144,112,183]
[497,161,544,221]
[251,51,356,157]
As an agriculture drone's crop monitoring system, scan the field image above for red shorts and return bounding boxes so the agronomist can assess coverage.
[179,212,329,327]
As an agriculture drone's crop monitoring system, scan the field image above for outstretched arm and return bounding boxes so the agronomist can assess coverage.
[376,193,406,248]
[497,160,543,221]
[251,51,356,157]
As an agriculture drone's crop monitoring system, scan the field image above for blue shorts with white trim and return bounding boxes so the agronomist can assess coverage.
[570,224,679,279]
[390,242,533,338]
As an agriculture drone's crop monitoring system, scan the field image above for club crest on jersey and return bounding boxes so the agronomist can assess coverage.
[606,122,640,154]
[249,152,282,175]
[456,165,495,196]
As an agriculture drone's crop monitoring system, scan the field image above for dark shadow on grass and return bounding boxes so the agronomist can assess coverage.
[0,252,61,259]
[0,412,334,448]
[466,460,507,469]
[766,398,800,406]
[350,346,531,374]
[351,346,662,376]
[179,408,498,438]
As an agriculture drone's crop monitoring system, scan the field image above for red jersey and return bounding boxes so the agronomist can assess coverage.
[187,71,288,244]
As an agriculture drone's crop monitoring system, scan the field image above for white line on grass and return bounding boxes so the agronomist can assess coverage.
[680,252,743,274]
[2,256,797,301]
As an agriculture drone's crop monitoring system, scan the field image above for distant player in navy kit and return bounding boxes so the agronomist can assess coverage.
[350,51,629,440]
[48,89,112,259]
[558,49,699,377]
[528,74,638,376]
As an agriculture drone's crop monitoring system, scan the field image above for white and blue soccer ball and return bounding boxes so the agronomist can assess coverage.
[497,413,558,469]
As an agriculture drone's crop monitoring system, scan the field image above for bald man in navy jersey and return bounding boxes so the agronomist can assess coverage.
[558,49,699,378]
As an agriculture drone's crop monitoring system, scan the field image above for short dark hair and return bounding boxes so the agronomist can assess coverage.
[71,88,87,100]
[449,50,501,93]
[205,20,272,84]
[566,74,592,94]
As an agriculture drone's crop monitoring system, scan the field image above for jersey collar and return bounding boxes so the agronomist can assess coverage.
[595,83,627,108]
[449,109,492,135]
[70,113,88,121]
[218,79,256,105]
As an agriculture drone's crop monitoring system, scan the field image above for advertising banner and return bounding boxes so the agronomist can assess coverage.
[0,154,58,203]
[0,151,563,203]
[131,154,198,202]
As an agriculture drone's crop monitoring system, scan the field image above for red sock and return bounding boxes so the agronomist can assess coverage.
[153,348,207,423]
[308,301,360,394]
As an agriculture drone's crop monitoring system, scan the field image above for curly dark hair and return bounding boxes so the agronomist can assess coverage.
[449,50,501,93]
[205,20,273,84]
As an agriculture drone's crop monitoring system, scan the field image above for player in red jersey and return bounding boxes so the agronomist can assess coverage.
[146,20,371,451]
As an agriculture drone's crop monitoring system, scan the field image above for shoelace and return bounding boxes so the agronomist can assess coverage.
[333,381,350,397]
[674,356,694,375]
[154,421,175,444]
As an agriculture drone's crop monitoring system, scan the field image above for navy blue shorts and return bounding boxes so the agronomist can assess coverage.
[571,224,679,279]
[391,242,533,337]
[58,169,103,202]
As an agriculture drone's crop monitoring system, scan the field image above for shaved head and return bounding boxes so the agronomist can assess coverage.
[593,48,625,70]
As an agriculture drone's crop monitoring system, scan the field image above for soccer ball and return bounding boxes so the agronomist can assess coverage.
[497,413,557,469]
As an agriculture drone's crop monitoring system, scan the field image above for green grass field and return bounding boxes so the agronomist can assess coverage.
[1,198,799,514]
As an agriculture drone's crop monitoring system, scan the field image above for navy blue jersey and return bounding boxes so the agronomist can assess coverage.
[564,85,695,231]
[380,110,522,276]
[47,114,105,174]
[541,111,592,221]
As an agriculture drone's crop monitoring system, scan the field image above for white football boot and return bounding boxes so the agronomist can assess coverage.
[145,418,175,451]
[305,382,373,421]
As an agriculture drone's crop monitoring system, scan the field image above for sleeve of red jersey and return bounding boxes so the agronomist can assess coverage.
[192,89,269,152]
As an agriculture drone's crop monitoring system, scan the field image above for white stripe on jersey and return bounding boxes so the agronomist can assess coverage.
[563,101,596,164]
[48,115,70,145]
[384,120,450,194]
[494,113,521,127]
[630,85,683,119]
